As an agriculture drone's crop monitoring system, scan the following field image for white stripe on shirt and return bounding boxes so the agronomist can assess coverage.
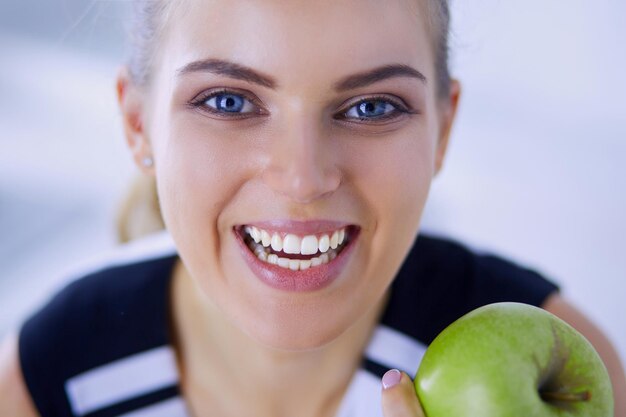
[65,346,179,416]
[364,324,427,376]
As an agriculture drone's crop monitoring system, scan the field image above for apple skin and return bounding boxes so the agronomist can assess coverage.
[414,302,613,417]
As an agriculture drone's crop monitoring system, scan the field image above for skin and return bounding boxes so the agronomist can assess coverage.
[0,1,623,416]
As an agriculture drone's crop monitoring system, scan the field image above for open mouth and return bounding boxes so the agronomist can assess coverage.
[236,224,359,271]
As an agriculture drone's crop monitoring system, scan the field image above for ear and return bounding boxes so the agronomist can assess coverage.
[434,79,461,176]
[116,67,154,175]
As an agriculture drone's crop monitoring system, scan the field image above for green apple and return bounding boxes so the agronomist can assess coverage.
[414,302,613,417]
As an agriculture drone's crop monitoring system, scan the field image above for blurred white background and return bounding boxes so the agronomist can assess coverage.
[1,0,625,362]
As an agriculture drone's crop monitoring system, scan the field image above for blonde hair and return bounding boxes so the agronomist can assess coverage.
[116,175,164,243]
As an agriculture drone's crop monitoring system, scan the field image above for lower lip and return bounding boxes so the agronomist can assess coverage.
[234,229,358,292]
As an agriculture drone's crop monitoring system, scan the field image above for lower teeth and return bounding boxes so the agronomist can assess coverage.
[247,240,340,270]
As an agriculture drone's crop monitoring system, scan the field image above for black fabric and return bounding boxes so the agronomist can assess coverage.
[18,234,559,416]
[382,234,559,345]
[18,255,178,417]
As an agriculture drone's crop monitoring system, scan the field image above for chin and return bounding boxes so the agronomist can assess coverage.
[238,304,352,352]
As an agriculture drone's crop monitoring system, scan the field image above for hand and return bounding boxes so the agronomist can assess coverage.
[381,369,426,417]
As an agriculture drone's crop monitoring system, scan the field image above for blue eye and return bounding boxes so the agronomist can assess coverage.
[344,99,401,120]
[202,92,256,114]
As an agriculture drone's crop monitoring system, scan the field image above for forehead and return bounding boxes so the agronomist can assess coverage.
[162,0,434,89]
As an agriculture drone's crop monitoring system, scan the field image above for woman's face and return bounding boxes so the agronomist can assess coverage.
[134,0,456,350]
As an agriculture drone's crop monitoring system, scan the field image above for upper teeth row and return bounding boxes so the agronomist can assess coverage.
[244,226,346,255]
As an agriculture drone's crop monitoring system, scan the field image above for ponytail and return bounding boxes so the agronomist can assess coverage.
[116,175,165,242]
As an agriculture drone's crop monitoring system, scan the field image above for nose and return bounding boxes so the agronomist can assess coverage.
[262,115,341,204]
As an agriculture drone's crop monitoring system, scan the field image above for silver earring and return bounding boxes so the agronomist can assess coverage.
[142,156,154,168]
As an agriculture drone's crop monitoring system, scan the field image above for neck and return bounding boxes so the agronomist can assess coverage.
[170,260,389,417]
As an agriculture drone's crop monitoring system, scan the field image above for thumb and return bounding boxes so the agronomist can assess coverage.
[381,369,426,417]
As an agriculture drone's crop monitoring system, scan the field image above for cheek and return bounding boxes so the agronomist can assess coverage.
[344,127,435,226]
[154,117,257,262]
[342,125,436,285]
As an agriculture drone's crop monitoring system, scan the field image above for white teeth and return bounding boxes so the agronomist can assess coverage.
[256,255,317,271]
[246,226,349,268]
[250,227,261,243]
[330,231,339,249]
[246,227,348,255]
[300,235,318,255]
[267,254,278,265]
[288,259,300,271]
[283,234,301,255]
[271,233,283,252]
[318,235,330,253]
[251,241,340,270]
[261,230,271,247]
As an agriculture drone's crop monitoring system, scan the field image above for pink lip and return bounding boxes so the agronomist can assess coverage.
[242,219,353,236]
[233,225,359,292]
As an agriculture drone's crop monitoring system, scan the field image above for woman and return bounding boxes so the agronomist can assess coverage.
[1,0,624,416]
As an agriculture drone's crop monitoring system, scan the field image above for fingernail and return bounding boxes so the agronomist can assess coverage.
[382,369,402,389]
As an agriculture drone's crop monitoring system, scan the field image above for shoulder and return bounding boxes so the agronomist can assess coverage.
[18,231,178,416]
[0,334,38,417]
[20,231,178,361]
[362,233,561,379]
[382,232,560,344]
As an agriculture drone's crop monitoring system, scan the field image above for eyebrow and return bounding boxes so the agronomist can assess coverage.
[177,58,277,89]
[334,64,427,91]
[177,58,426,91]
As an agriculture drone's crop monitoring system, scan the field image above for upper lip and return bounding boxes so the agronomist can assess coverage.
[237,219,356,235]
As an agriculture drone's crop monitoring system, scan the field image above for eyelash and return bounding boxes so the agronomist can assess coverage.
[188,88,266,119]
[336,95,416,123]
[187,88,417,124]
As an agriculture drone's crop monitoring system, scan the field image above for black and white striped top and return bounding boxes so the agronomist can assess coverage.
[19,231,558,417]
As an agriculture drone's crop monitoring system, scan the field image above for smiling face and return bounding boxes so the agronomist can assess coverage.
[121,0,459,351]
